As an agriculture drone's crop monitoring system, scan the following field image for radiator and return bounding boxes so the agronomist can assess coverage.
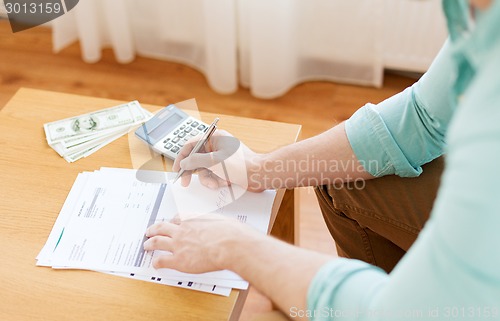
[382,0,448,73]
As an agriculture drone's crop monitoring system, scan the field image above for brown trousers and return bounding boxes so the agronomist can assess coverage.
[315,157,444,273]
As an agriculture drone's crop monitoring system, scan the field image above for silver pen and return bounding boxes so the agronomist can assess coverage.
[172,117,219,183]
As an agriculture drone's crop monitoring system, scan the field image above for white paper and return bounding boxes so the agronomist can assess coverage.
[38,168,276,294]
[107,272,232,296]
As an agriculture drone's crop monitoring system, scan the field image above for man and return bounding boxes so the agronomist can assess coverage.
[143,0,500,319]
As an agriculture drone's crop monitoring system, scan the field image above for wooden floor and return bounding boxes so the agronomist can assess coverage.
[0,20,415,321]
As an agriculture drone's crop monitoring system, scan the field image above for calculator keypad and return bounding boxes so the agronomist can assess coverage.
[155,116,208,159]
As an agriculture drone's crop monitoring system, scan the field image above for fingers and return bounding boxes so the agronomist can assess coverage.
[176,153,213,187]
[144,221,179,256]
[180,169,193,187]
[173,138,217,187]
[180,152,219,171]
[143,235,174,252]
[172,138,200,172]
[143,214,233,272]
[146,221,179,237]
[198,168,229,189]
[177,151,223,187]
[174,129,234,171]
[172,129,237,187]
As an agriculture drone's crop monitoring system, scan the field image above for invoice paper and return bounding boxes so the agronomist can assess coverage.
[37,167,276,294]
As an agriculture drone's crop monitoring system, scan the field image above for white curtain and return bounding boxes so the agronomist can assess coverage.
[53,0,386,98]
[237,0,384,98]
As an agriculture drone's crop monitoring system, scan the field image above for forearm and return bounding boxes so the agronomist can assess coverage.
[249,122,374,190]
[218,231,332,320]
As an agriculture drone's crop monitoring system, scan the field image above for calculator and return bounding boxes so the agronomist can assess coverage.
[135,105,209,160]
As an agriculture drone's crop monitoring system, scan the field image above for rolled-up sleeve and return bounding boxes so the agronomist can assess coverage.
[345,41,455,177]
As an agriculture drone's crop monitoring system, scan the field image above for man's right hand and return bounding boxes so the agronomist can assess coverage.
[172,130,266,192]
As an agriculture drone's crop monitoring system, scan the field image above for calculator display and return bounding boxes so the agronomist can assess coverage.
[148,114,183,141]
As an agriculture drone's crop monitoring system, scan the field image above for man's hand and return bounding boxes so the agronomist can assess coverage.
[143,213,332,321]
[143,215,263,274]
[173,130,265,192]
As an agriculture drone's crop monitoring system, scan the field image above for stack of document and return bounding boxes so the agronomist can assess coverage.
[43,101,153,163]
[37,167,276,296]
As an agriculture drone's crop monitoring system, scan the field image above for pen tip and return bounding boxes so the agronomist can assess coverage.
[172,173,181,184]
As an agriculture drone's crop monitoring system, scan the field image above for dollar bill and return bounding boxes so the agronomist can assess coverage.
[44,101,153,162]
[44,101,145,145]
[63,144,102,163]
[62,129,131,163]
[56,127,130,157]
[60,124,135,148]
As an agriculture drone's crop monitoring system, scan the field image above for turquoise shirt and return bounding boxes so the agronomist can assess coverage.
[307,0,500,320]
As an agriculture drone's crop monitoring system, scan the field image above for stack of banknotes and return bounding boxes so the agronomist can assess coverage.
[44,101,153,163]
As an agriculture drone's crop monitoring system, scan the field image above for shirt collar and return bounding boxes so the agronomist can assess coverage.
[443,0,500,97]
[443,0,473,42]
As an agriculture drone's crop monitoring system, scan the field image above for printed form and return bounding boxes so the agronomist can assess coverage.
[37,167,276,295]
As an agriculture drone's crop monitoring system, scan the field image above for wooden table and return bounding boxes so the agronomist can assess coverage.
[0,88,301,321]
